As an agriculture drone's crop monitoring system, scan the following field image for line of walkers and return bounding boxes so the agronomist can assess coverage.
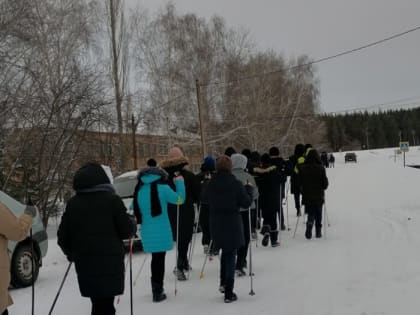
[30,143,329,315]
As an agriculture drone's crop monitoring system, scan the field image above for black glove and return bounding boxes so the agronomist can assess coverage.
[128,214,138,238]
[24,204,37,218]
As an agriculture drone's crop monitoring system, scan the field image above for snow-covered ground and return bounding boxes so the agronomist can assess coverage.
[9,147,420,315]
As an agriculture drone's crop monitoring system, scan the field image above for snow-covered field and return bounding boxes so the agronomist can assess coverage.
[9,147,420,315]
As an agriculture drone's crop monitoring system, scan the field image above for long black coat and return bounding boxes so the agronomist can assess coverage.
[298,162,329,207]
[161,157,200,244]
[254,166,283,215]
[58,165,133,298]
[202,171,252,251]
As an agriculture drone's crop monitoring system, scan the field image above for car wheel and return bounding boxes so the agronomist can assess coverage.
[11,244,39,288]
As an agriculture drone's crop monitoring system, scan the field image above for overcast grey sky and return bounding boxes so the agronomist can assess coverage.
[127,0,420,113]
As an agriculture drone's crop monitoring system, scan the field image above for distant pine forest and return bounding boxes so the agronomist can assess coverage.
[323,107,420,151]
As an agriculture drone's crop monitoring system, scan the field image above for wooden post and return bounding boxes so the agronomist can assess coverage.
[196,79,206,158]
[131,114,138,169]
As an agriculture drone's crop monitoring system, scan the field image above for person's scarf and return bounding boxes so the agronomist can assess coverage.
[133,167,168,224]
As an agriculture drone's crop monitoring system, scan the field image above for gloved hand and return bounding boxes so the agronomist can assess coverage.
[128,214,138,237]
[244,183,254,198]
[24,204,37,218]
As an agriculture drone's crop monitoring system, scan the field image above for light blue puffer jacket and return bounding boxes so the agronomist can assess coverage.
[136,172,185,253]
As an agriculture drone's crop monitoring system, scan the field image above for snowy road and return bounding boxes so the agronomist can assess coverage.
[10,147,420,315]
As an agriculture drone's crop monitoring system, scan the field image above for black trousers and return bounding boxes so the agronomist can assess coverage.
[90,297,115,315]
[293,192,301,211]
[305,205,323,228]
[262,208,277,230]
[237,210,251,269]
[169,207,194,269]
[220,249,237,286]
[151,252,166,286]
[2,309,9,315]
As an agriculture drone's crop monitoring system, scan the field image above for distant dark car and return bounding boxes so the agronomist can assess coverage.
[344,152,357,163]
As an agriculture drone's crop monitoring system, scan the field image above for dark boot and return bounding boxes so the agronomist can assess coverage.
[151,280,167,303]
[261,225,270,247]
[224,279,238,303]
[315,225,322,238]
[305,222,313,240]
[270,231,279,247]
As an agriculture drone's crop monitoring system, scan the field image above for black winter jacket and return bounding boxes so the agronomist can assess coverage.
[298,162,329,207]
[202,171,252,251]
[161,157,200,243]
[253,166,283,213]
[58,164,133,298]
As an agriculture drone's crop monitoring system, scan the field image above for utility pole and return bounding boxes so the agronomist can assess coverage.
[195,79,207,158]
[131,114,138,170]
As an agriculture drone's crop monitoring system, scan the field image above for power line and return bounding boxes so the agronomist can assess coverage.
[165,96,420,123]
[200,25,420,88]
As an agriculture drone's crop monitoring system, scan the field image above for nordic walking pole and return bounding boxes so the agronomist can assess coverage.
[187,204,201,279]
[278,184,283,244]
[199,240,212,279]
[129,238,133,315]
[30,228,35,315]
[175,204,180,295]
[48,262,72,315]
[133,254,149,286]
[324,202,330,227]
[248,207,255,296]
[293,215,300,238]
[286,179,290,231]
[255,200,259,248]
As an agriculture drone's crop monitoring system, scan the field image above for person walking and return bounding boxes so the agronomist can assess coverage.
[231,153,259,276]
[1,202,35,315]
[161,146,200,281]
[196,156,216,255]
[132,166,185,302]
[289,144,305,216]
[202,155,253,303]
[329,153,335,168]
[297,149,329,239]
[268,147,289,230]
[58,162,135,315]
[253,153,283,247]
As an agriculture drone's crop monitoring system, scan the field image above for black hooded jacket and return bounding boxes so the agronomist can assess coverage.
[160,157,200,243]
[58,163,133,298]
[297,150,329,207]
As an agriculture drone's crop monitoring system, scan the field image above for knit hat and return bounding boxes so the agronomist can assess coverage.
[201,156,216,172]
[216,155,232,172]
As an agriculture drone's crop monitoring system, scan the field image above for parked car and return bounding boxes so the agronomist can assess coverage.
[344,152,357,163]
[0,190,48,287]
[113,171,143,251]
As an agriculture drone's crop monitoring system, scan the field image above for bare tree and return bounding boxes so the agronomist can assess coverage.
[0,0,110,226]
[106,0,130,171]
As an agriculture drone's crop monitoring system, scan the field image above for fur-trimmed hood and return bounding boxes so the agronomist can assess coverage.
[160,156,189,170]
